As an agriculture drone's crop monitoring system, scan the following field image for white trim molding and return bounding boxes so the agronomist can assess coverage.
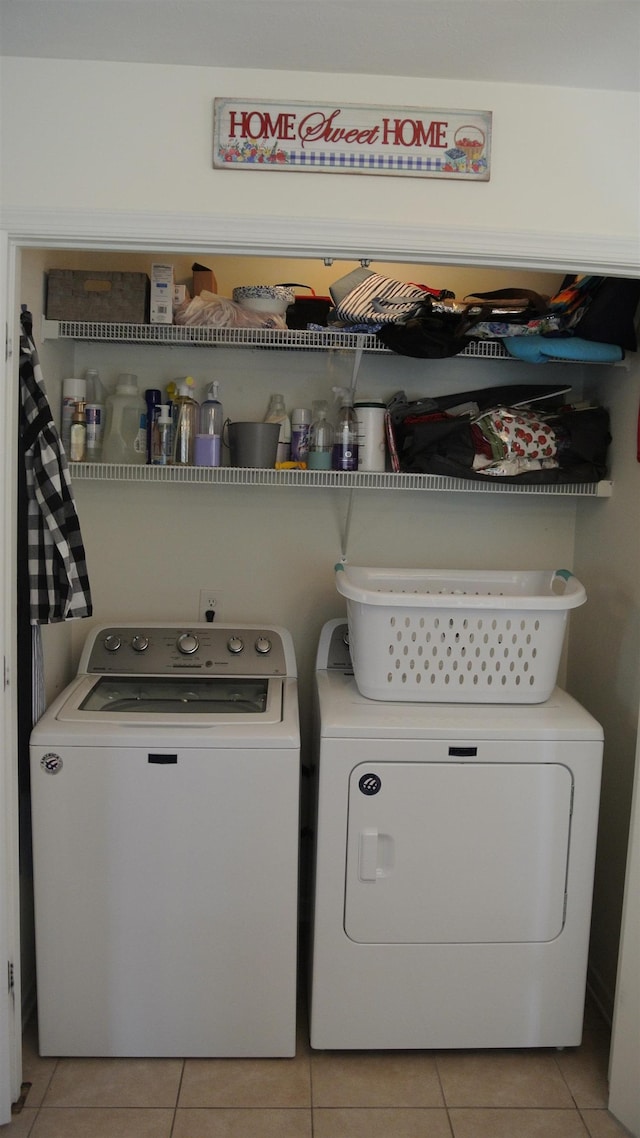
[1,208,639,277]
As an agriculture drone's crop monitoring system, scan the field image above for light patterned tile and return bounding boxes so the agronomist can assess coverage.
[311,1051,443,1108]
[449,1107,589,1137]
[0,1107,38,1136]
[19,1026,57,1110]
[30,1109,174,1137]
[313,1107,452,1138]
[41,1059,183,1108]
[581,1109,636,1137]
[179,1056,311,1108]
[173,1108,312,1137]
[437,1051,575,1108]
[556,1040,610,1108]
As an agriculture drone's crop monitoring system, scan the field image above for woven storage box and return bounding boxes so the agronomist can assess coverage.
[46,270,150,323]
[335,565,586,704]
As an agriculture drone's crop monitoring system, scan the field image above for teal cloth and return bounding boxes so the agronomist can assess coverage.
[503,336,623,364]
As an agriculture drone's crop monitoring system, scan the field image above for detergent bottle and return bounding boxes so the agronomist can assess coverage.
[331,386,358,472]
[307,400,334,470]
[101,373,146,464]
[194,381,223,467]
[172,377,199,466]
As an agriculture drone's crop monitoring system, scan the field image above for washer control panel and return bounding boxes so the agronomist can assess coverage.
[85,626,288,676]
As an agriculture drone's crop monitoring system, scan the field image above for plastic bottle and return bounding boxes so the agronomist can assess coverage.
[264,393,291,463]
[172,377,199,466]
[355,399,387,472]
[69,400,87,462]
[101,374,146,464]
[307,400,334,470]
[145,389,162,464]
[331,387,358,472]
[152,405,173,466]
[291,407,312,462]
[194,381,223,467]
[85,369,106,460]
[61,377,86,452]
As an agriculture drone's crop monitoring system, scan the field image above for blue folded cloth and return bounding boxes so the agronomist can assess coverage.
[503,336,624,364]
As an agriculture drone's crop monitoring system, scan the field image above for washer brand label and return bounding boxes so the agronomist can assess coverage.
[358,773,382,796]
[41,753,63,774]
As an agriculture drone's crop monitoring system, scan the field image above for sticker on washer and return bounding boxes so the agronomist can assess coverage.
[41,753,63,774]
[358,773,382,796]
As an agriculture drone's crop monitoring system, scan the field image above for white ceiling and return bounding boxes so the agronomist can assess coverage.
[0,0,639,92]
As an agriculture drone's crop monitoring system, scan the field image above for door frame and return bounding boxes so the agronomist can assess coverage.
[0,206,638,1126]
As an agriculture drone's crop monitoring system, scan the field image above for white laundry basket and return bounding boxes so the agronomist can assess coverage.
[335,565,587,704]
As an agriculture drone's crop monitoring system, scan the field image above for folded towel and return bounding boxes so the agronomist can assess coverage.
[503,336,624,364]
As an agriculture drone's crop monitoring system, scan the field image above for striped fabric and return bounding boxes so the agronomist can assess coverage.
[335,273,428,325]
[19,309,93,624]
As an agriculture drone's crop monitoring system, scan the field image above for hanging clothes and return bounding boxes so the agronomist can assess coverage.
[18,307,92,624]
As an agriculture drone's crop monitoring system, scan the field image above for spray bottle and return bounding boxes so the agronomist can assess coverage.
[195,381,223,467]
[172,377,199,466]
[264,393,291,463]
[331,386,358,472]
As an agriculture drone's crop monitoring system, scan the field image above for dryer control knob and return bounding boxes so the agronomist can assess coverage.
[176,632,199,655]
[103,635,121,652]
[131,635,149,653]
[255,636,272,655]
[227,636,244,655]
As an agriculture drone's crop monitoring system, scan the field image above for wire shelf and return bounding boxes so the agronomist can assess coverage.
[42,319,512,357]
[68,462,613,497]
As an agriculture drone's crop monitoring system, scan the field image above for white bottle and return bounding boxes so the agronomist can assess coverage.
[355,399,387,472]
[69,400,87,462]
[101,374,146,464]
[264,393,291,463]
[61,377,86,452]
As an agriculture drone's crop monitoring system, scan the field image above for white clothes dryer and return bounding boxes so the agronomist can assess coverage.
[309,620,603,1051]
[30,623,300,1058]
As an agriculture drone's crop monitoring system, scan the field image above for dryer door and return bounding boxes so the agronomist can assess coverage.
[345,761,573,944]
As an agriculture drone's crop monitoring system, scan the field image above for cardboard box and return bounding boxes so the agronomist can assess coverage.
[150,263,174,324]
[192,268,217,296]
[46,270,149,323]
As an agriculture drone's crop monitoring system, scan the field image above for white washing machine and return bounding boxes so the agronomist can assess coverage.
[309,620,603,1051]
[30,622,300,1058]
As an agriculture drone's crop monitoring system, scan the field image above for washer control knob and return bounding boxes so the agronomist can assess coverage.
[176,632,199,655]
[255,636,272,655]
[227,636,244,655]
[103,635,121,652]
[131,635,149,653]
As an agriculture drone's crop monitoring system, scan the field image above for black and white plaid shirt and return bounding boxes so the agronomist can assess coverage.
[19,309,92,624]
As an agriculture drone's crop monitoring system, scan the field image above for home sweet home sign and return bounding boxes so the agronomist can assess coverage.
[213,99,491,180]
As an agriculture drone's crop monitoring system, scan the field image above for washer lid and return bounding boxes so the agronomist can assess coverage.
[55,674,285,726]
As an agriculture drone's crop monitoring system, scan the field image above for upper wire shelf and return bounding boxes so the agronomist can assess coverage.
[42,319,511,357]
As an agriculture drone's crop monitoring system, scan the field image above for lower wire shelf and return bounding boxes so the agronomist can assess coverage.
[69,462,613,497]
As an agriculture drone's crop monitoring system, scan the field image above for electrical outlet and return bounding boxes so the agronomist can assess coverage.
[199,589,223,623]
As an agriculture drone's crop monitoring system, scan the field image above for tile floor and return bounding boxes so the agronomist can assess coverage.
[2,997,633,1137]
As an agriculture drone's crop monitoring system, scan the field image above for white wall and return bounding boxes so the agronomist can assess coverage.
[1,59,638,250]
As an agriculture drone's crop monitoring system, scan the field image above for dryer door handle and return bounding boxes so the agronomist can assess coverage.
[358,829,394,881]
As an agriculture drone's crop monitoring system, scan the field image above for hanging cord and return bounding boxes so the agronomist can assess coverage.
[340,487,356,563]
